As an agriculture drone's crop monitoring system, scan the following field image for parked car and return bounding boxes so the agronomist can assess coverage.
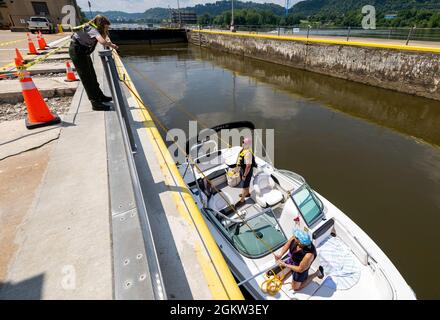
[27,16,54,34]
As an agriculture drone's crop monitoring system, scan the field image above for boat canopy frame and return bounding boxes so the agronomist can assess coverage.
[185,121,256,155]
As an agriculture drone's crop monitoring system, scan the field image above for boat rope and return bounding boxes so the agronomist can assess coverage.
[128,63,269,166]
[127,63,235,149]
[118,59,292,296]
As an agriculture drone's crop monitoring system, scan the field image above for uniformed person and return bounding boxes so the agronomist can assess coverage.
[69,15,119,111]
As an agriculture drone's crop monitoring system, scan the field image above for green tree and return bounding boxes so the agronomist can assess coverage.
[198,13,213,25]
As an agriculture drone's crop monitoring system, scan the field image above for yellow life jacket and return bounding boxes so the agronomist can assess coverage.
[237,148,256,169]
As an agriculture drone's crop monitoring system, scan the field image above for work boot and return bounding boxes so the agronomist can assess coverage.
[100,94,113,102]
[92,101,111,111]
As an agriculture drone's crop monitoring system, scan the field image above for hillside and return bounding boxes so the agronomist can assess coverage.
[291,0,440,27]
[84,1,285,23]
[83,0,440,27]
[292,0,440,15]
[190,1,285,16]
[85,11,146,22]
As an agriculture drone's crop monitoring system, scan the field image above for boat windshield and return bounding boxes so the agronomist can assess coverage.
[292,185,324,226]
[229,209,287,259]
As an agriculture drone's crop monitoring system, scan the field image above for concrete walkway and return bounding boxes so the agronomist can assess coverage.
[0,76,79,103]
[28,62,75,75]
[0,31,68,69]
[0,44,241,300]
[0,60,112,299]
[0,119,61,161]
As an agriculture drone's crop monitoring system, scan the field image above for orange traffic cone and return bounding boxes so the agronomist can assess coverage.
[36,31,46,50]
[40,31,49,48]
[65,61,79,82]
[15,48,24,66]
[20,72,61,129]
[26,33,39,55]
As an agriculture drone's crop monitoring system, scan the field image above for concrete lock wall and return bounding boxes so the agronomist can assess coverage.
[188,31,440,101]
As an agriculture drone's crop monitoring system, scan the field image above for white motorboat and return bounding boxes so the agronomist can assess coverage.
[177,121,416,300]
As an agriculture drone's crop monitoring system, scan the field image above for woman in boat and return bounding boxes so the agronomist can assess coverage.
[238,137,256,205]
[274,229,324,291]
[69,15,119,111]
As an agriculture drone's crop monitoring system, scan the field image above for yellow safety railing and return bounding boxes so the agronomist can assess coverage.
[192,29,440,54]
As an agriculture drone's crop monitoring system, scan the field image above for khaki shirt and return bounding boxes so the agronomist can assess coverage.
[243,149,252,165]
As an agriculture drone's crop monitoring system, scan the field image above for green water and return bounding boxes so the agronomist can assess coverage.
[121,44,440,299]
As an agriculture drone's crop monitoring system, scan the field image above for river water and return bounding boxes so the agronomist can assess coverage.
[121,44,440,299]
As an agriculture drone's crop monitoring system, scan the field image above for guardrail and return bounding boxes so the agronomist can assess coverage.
[191,28,440,53]
[194,25,440,44]
[99,49,166,300]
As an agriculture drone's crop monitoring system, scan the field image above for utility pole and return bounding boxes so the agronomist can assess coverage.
[88,0,92,20]
[230,0,235,32]
[285,0,290,17]
[177,0,182,27]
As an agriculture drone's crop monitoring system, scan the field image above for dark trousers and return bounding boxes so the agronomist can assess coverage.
[69,41,104,104]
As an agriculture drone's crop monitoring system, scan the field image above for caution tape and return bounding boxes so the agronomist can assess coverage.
[0,38,70,78]
[21,39,71,69]
[0,62,16,72]
[0,38,26,47]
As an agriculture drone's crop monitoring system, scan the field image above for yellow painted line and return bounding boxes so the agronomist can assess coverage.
[113,53,245,300]
[194,242,231,299]
[193,29,440,53]
[0,39,26,47]
[0,62,15,72]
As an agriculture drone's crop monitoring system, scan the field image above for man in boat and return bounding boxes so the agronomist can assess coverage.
[237,137,257,205]
[274,229,324,291]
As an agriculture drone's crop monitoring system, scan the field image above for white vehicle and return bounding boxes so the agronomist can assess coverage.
[177,121,416,300]
[27,16,54,34]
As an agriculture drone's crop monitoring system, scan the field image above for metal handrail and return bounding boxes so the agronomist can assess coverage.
[198,25,440,43]
[99,49,166,300]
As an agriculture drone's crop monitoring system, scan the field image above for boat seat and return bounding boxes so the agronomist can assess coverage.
[205,168,227,187]
[208,191,234,214]
[252,173,284,208]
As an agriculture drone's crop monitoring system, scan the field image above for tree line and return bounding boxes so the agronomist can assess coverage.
[197,8,440,28]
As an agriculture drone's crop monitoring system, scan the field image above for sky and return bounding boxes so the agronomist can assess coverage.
[76,0,302,13]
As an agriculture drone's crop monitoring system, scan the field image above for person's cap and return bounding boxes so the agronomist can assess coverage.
[243,137,252,145]
[293,229,312,246]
